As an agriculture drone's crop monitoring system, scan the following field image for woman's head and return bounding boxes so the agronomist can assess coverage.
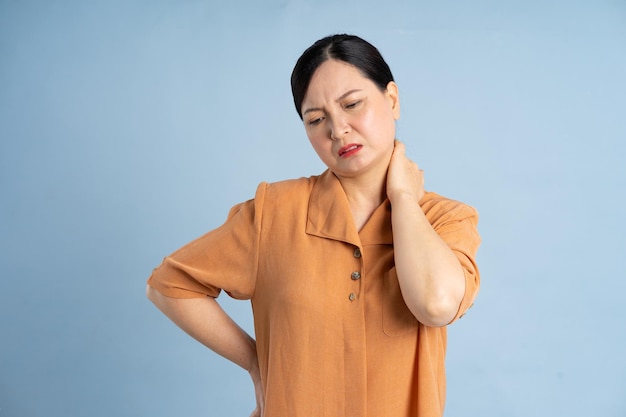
[291,34,395,119]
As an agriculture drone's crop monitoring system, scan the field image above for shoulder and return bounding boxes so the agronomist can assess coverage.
[420,191,479,226]
[246,175,321,214]
[262,175,319,196]
[225,175,322,226]
[254,175,320,203]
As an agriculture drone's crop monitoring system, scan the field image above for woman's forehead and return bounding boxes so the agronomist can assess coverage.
[304,60,374,101]
[310,60,365,85]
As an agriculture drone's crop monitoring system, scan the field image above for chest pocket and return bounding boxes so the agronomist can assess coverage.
[382,267,419,336]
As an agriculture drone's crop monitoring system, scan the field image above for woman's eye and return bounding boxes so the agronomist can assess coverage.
[308,117,324,126]
[345,100,361,109]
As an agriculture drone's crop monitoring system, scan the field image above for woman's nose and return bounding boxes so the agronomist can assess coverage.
[330,116,350,141]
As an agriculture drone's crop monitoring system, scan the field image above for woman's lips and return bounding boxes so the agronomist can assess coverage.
[338,144,362,158]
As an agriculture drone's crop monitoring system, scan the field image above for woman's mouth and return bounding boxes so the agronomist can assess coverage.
[338,144,362,158]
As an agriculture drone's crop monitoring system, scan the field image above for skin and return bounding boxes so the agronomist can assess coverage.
[147,58,466,417]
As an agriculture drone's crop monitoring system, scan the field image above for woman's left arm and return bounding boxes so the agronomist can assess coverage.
[387,141,466,327]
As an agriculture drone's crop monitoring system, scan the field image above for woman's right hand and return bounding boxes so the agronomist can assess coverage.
[386,140,425,205]
[248,360,265,417]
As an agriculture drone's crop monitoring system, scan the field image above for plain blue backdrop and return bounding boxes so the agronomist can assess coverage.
[1,1,625,416]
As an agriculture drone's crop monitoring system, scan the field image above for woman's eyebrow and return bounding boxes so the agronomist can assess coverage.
[302,89,363,116]
[336,89,362,102]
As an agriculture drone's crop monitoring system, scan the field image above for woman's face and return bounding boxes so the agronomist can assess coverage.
[301,59,400,181]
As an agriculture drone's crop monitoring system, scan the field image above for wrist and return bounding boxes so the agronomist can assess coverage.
[389,190,422,206]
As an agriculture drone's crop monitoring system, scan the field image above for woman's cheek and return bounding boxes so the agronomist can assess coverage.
[308,135,333,163]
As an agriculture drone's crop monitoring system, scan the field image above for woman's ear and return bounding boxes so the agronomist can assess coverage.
[385,81,401,120]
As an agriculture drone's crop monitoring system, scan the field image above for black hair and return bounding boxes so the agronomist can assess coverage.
[290,34,395,119]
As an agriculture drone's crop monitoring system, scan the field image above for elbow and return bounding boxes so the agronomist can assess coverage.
[412,295,461,327]
[418,298,459,327]
[146,284,154,301]
[146,284,177,316]
[415,270,466,327]
[146,284,162,306]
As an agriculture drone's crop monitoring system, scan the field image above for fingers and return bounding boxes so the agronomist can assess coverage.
[393,139,405,155]
[392,140,422,177]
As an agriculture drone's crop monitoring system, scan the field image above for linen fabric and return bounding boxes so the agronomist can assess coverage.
[147,169,480,417]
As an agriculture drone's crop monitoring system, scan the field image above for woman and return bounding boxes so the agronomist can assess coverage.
[147,34,480,417]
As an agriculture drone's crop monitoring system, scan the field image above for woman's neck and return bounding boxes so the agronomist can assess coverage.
[338,172,387,232]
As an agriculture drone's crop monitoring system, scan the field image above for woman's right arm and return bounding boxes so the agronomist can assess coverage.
[146,285,264,416]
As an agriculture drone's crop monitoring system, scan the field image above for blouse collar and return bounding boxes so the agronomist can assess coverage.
[305,170,393,247]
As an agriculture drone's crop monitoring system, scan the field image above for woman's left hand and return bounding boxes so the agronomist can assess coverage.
[386,140,425,204]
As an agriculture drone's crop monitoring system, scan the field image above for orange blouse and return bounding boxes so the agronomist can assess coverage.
[148,169,480,417]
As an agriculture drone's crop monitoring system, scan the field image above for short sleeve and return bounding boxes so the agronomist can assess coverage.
[421,194,481,323]
[146,182,267,300]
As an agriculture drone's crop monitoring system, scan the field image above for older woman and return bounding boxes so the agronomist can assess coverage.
[147,34,480,417]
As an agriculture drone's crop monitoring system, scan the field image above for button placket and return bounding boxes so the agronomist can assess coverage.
[348,246,363,302]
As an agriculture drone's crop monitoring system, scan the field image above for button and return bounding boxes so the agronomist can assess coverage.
[353,248,361,258]
[349,293,357,301]
[351,271,361,280]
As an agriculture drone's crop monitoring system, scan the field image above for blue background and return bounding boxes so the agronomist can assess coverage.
[1,1,625,416]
